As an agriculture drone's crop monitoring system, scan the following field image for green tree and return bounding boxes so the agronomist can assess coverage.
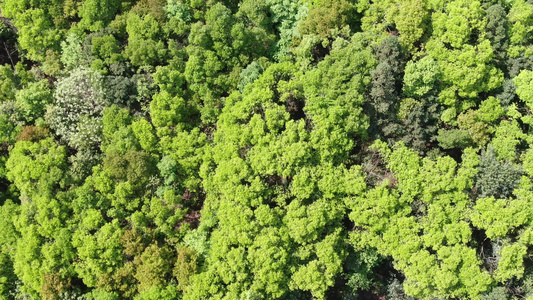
[474,146,522,199]
[184,2,275,123]
[186,39,374,297]
[14,80,53,124]
[359,0,430,53]
[78,0,122,32]
[6,138,66,199]
[514,69,533,108]
[4,137,77,297]
[303,34,376,163]
[507,0,533,59]
[299,0,353,38]
[0,64,19,102]
[348,142,494,299]
[426,0,503,118]
[0,200,19,298]
[263,0,307,59]
[485,4,509,70]
[125,12,168,66]
[366,36,405,142]
[73,219,124,288]
[403,56,440,98]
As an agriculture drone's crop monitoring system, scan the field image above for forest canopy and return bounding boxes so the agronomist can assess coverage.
[1,0,533,299]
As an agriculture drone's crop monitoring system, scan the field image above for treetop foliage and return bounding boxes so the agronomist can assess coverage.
[1,0,533,299]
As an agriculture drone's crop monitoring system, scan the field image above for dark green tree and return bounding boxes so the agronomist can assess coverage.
[475,146,522,199]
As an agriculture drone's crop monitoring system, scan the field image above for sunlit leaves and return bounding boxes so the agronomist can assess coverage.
[6,138,66,198]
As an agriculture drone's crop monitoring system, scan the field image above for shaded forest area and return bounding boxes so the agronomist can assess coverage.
[1,0,533,299]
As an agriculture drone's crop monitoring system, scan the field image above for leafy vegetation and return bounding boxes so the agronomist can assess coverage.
[1,0,533,299]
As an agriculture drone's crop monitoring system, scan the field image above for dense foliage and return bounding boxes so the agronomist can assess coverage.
[2,0,533,299]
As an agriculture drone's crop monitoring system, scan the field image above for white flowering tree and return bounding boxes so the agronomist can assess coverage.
[45,67,108,150]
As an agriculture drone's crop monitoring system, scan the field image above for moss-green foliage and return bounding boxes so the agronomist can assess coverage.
[3,0,533,299]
